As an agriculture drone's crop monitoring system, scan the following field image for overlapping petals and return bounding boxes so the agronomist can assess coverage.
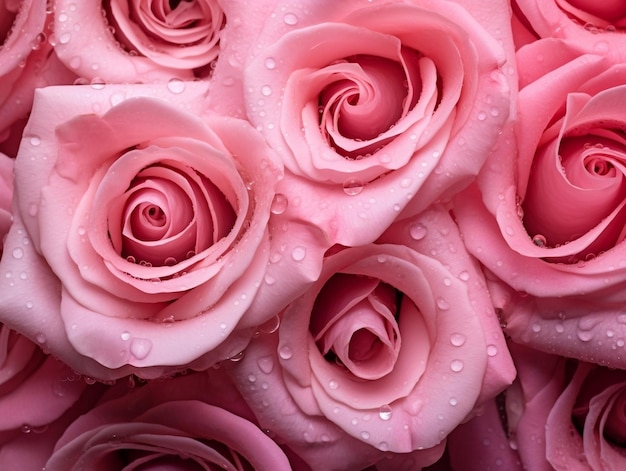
[232,0,512,246]
[0,82,283,379]
[53,0,225,81]
[227,208,514,466]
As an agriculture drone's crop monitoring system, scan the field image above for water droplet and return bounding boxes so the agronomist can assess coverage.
[458,271,470,281]
[77,226,86,236]
[283,13,298,25]
[361,431,371,440]
[29,136,41,146]
[84,376,96,385]
[409,223,427,240]
[228,351,245,362]
[130,337,152,360]
[343,178,364,195]
[21,425,31,434]
[443,277,452,287]
[257,355,274,374]
[450,359,464,372]
[378,442,390,451]
[270,193,288,214]
[449,397,458,406]
[265,57,276,69]
[12,247,24,259]
[247,373,257,383]
[532,234,547,247]
[531,323,542,333]
[279,345,293,360]
[58,32,71,44]
[120,331,131,341]
[28,203,39,216]
[291,246,306,261]
[577,330,594,342]
[555,323,565,333]
[110,91,126,106]
[35,333,46,344]
[378,404,392,420]
[477,111,487,121]
[260,85,272,96]
[26,301,33,309]
[436,297,450,311]
[264,273,276,285]
[450,333,466,347]
[487,344,498,356]
[90,77,105,89]
[167,78,185,94]
[329,379,339,390]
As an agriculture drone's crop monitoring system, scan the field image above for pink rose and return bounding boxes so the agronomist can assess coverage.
[0,369,293,470]
[504,344,626,470]
[0,81,287,380]
[455,40,626,367]
[226,208,514,469]
[53,0,225,82]
[0,325,86,437]
[514,0,626,59]
[0,1,77,157]
[0,153,12,244]
[212,0,514,247]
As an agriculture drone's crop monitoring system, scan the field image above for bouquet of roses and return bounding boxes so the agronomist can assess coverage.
[1,0,626,469]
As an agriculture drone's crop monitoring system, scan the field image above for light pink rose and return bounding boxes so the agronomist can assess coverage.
[0,369,293,470]
[514,0,626,59]
[455,39,626,367]
[226,208,514,469]
[0,325,86,436]
[211,0,514,247]
[0,81,289,380]
[0,1,77,157]
[505,344,626,470]
[53,0,225,82]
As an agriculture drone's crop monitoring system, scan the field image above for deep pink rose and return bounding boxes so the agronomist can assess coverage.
[0,369,293,470]
[226,208,514,469]
[455,39,626,367]
[52,0,225,82]
[0,81,289,380]
[211,0,514,247]
[504,344,626,470]
[514,0,626,59]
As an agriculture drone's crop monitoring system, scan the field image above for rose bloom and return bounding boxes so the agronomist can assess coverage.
[52,0,225,82]
[0,325,86,441]
[514,0,626,58]
[226,208,515,470]
[500,344,626,471]
[0,369,293,470]
[454,39,626,367]
[0,81,288,380]
[0,153,12,243]
[211,0,514,247]
[0,1,76,157]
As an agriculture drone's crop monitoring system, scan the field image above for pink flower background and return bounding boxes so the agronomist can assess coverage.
[1,0,626,469]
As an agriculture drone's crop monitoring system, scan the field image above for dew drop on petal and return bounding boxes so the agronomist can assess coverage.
[35,333,46,344]
[257,355,274,374]
[167,78,185,94]
[278,345,293,360]
[436,297,450,310]
[120,331,131,341]
[270,193,288,214]
[329,379,339,390]
[265,57,276,69]
[12,248,24,259]
[378,404,392,420]
[283,13,298,25]
[459,271,470,281]
[409,223,427,240]
[343,178,364,195]
[487,344,498,356]
[291,246,306,261]
[450,359,464,372]
[450,333,466,347]
[361,431,370,440]
[449,397,458,406]
[130,337,152,360]
[261,85,272,96]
